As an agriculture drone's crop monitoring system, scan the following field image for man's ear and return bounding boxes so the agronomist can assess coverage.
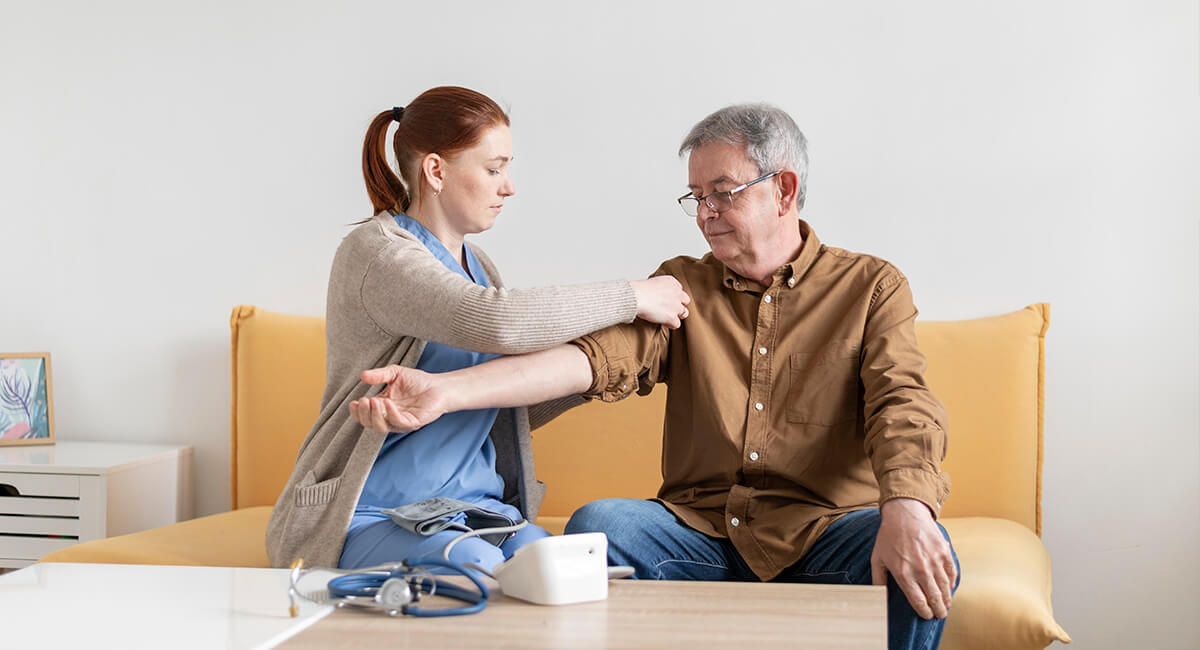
[421,153,446,193]
[776,170,801,216]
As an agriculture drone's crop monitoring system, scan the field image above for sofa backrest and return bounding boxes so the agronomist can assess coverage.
[229,305,325,509]
[229,303,1049,534]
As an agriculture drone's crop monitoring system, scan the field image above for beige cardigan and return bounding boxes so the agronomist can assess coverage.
[265,212,637,568]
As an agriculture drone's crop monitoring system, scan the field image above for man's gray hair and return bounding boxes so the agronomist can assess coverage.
[679,103,808,209]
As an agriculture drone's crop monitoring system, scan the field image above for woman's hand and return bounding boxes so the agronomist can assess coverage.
[631,276,691,329]
[349,365,448,434]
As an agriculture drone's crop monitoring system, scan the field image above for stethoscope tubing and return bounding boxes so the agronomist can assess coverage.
[325,557,490,617]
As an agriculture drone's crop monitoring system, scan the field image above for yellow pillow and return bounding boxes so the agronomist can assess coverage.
[917,303,1048,533]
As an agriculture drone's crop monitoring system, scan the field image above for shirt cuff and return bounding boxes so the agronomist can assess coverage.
[877,467,952,518]
[569,332,638,402]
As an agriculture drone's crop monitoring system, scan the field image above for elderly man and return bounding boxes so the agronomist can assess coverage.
[351,104,959,650]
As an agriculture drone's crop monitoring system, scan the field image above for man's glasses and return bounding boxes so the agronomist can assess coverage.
[677,170,781,217]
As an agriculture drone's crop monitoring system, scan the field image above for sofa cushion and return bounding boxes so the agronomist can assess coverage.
[918,303,1049,533]
[38,507,272,567]
[941,517,1071,648]
[230,306,325,509]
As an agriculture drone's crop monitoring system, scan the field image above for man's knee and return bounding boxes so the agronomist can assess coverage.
[564,498,634,535]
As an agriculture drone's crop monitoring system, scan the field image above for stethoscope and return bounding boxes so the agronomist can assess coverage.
[288,557,489,617]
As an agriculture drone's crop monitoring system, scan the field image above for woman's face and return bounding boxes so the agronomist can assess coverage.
[438,125,515,235]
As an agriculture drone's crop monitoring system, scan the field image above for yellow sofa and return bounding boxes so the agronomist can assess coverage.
[43,304,1070,649]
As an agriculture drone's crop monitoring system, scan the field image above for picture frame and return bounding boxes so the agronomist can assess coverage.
[0,352,55,447]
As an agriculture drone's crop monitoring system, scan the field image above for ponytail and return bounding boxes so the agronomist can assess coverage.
[362,110,409,214]
[359,87,510,219]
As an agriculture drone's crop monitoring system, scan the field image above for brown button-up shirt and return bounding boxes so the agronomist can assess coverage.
[571,220,950,581]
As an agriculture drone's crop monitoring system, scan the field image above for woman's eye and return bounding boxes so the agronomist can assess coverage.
[488,169,501,175]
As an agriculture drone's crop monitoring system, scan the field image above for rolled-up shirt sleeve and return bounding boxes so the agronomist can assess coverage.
[860,269,952,516]
[571,319,670,402]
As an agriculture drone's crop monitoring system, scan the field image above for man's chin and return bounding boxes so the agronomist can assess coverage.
[706,241,736,264]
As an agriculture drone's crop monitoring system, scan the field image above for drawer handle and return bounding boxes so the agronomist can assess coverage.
[1,484,19,497]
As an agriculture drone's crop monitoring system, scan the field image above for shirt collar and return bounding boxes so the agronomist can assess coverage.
[390,211,489,287]
[722,219,822,293]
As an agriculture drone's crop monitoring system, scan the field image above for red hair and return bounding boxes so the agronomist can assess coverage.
[362,86,510,215]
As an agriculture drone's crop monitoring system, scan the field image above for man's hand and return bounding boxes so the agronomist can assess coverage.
[348,365,448,434]
[871,498,957,619]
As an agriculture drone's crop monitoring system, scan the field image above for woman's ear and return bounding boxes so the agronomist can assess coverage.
[421,153,446,194]
[776,170,801,216]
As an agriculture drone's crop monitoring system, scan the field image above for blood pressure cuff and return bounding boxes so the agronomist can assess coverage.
[382,497,521,546]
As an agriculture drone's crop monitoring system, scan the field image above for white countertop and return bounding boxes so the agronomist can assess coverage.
[0,562,333,650]
[0,440,192,475]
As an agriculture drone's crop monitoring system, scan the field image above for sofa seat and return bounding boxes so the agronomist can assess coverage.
[40,506,272,567]
[939,517,1068,649]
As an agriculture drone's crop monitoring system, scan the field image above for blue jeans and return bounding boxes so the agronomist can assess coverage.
[565,498,959,650]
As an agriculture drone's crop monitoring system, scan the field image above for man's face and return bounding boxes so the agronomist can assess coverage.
[686,141,780,268]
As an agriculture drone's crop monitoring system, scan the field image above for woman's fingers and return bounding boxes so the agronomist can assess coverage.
[360,365,400,386]
[383,399,416,431]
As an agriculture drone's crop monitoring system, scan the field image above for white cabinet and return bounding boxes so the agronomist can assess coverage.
[0,441,193,568]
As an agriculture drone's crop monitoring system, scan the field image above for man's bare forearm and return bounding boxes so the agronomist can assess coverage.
[441,344,594,411]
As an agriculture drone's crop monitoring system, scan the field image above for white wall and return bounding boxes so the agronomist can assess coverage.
[2,1,1196,646]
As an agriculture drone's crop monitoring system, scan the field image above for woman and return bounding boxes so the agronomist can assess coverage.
[265,86,690,572]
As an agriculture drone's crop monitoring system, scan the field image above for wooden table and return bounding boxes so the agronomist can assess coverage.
[281,579,886,649]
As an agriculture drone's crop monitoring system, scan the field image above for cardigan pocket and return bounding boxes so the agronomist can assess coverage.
[294,470,341,507]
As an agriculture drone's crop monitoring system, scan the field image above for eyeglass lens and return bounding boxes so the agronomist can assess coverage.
[680,192,732,217]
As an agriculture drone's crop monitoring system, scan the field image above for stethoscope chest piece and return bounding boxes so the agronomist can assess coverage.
[378,577,414,614]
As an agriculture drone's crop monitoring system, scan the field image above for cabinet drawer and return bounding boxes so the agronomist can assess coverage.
[0,472,80,498]
[0,496,79,517]
[0,515,79,537]
[0,535,76,561]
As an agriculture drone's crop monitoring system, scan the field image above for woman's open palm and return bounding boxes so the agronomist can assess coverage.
[349,365,447,434]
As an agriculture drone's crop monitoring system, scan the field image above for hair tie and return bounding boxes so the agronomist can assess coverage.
[392,106,405,122]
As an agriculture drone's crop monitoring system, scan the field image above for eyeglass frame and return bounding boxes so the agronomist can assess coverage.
[676,169,783,217]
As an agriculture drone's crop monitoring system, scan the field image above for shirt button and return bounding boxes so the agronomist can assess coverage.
[763,295,772,304]
[620,384,627,390]
[749,451,759,461]
[758,346,767,355]
[730,517,740,527]
[788,277,797,287]
[754,402,764,411]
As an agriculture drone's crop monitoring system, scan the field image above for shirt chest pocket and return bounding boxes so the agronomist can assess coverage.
[786,340,861,426]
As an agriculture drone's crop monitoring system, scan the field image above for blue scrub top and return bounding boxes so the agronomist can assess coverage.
[349,212,514,533]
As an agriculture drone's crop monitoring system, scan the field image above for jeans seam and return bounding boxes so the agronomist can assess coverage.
[652,558,730,580]
[794,569,852,584]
